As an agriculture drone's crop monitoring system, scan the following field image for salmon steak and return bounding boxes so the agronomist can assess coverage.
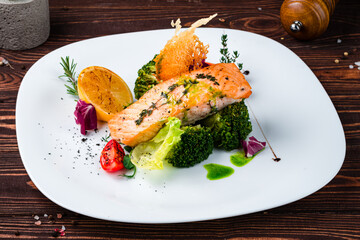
[108,63,252,147]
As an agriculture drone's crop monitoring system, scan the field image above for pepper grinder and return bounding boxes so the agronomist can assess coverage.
[280,0,339,40]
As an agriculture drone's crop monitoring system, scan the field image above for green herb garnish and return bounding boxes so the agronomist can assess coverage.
[120,155,137,178]
[135,102,158,125]
[160,92,168,99]
[123,155,134,169]
[196,73,220,85]
[59,56,79,97]
[124,146,133,152]
[168,83,178,91]
[101,133,111,142]
[123,102,132,109]
[220,34,243,70]
[210,104,218,113]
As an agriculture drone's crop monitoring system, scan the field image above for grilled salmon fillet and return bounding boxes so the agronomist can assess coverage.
[108,63,251,147]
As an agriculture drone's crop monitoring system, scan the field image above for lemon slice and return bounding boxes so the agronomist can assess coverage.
[77,66,133,122]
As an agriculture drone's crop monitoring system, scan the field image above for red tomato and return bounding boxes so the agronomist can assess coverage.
[100,139,125,172]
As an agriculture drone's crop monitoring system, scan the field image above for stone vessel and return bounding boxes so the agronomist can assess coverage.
[0,0,50,50]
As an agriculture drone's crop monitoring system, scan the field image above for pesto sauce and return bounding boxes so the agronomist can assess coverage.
[230,150,262,167]
[204,163,234,180]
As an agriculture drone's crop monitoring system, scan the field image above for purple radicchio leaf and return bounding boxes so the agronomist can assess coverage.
[189,59,210,71]
[241,136,266,158]
[201,59,210,68]
[74,99,97,135]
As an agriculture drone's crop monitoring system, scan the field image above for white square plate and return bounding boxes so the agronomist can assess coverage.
[16,28,345,223]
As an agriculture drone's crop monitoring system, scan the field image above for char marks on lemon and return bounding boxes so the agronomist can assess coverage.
[108,63,252,147]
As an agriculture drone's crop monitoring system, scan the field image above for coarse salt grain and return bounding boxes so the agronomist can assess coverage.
[349,65,354,69]
[34,215,39,220]
[1,58,9,65]
[258,7,262,11]
[354,61,360,66]
[44,214,48,217]
[337,39,342,44]
[34,220,41,225]
[61,225,66,231]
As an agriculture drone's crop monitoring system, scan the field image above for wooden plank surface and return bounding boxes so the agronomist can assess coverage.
[0,0,359,239]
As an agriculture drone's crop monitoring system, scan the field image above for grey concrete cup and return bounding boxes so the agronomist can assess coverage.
[0,0,50,50]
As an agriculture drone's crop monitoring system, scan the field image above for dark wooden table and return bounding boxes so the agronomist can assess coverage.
[1,0,359,239]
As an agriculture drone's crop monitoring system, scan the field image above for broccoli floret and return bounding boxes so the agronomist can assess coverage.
[131,118,214,169]
[166,125,214,168]
[199,100,252,151]
[134,54,159,99]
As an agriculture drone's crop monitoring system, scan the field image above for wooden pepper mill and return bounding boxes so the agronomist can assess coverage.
[280,0,339,40]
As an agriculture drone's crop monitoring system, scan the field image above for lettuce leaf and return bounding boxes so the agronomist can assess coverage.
[131,117,184,170]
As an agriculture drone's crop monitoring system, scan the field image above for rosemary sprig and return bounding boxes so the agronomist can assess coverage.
[220,34,243,70]
[60,56,79,97]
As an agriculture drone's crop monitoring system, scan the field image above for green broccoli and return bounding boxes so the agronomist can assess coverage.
[166,125,214,168]
[199,100,252,151]
[131,118,213,169]
[134,55,159,99]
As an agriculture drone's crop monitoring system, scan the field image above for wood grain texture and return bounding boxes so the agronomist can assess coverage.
[0,0,359,239]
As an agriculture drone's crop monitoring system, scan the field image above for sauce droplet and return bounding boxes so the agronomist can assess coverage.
[204,163,234,180]
[246,100,281,162]
[230,151,255,167]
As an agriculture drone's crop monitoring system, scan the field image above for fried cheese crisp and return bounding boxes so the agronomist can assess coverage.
[154,14,217,81]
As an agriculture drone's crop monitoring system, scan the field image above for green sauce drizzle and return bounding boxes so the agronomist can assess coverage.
[230,150,262,167]
[204,163,234,180]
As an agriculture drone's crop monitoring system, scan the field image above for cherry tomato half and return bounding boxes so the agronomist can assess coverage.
[100,139,125,172]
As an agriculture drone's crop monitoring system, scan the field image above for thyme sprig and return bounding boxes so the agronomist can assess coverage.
[101,133,111,142]
[60,56,79,97]
[196,73,219,85]
[134,83,180,125]
[220,34,243,70]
